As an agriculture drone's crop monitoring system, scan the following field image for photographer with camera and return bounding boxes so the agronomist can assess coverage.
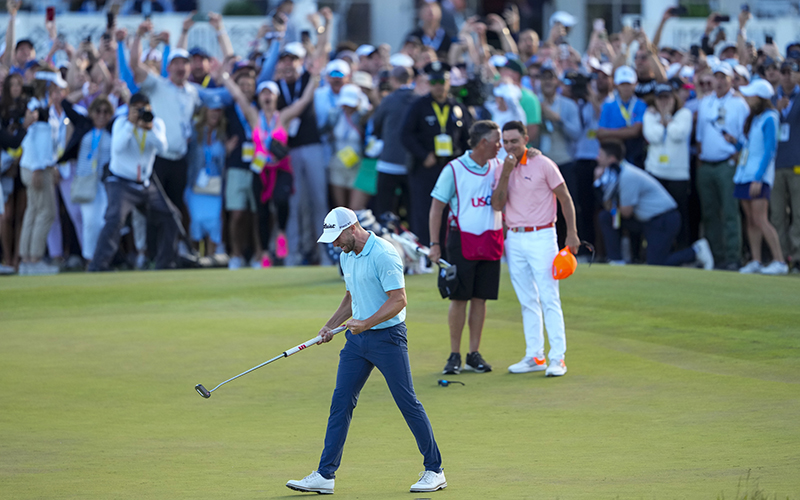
[89,93,175,272]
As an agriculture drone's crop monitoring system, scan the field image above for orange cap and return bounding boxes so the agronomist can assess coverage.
[552,247,577,280]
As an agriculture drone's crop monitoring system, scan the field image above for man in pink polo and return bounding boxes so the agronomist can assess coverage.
[492,120,580,377]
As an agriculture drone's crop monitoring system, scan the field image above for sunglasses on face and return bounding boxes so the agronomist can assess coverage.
[700,81,714,87]
[429,79,446,85]
[94,108,112,115]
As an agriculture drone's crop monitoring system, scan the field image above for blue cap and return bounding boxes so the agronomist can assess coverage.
[205,94,224,110]
[189,47,211,59]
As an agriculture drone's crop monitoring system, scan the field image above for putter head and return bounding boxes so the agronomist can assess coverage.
[195,384,211,398]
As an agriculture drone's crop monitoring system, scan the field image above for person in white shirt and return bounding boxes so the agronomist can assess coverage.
[89,93,175,271]
[695,62,750,269]
[643,84,693,249]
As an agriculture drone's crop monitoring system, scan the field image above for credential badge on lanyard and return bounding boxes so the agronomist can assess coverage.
[433,102,453,157]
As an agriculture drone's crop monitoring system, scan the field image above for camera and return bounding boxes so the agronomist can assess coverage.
[140,110,154,123]
[714,15,731,23]
[564,71,590,101]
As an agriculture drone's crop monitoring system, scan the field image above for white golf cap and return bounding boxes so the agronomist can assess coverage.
[318,207,358,243]
[549,11,577,28]
[739,79,775,99]
[489,54,508,67]
[389,53,415,68]
[356,44,377,57]
[338,84,364,108]
[280,42,307,59]
[167,48,190,64]
[34,71,67,88]
[614,65,637,85]
[733,64,751,82]
[351,71,373,89]
[326,59,351,78]
[713,62,734,77]
[257,80,280,96]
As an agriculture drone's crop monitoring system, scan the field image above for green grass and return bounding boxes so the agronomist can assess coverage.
[1,265,799,499]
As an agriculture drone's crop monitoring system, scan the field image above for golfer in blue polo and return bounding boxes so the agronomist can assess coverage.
[286,207,446,495]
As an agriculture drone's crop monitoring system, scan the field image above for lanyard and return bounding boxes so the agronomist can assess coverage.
[616,95,637,126]
[432,102,450,134]
[279,78,303,105]
[133,128,147,153]
[235,104,253,140]
[87,129,103,163]
[201,74,211,88]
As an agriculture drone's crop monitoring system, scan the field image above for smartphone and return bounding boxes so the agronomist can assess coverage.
[669,6,688,16]
[192,12,208,22]
[300,30,311,42]
[690,45,700,58]
[559,43,570,60]
[46,6,55,22]
[593,19,605,32]
[106,12,115,30]
[714,15,731,23]
[766,35,774,45]
[632,18,641,30]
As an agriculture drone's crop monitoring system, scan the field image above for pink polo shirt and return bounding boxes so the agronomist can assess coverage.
[493,152,565,228]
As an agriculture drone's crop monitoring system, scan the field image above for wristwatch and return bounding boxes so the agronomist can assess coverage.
[317,25,326,35]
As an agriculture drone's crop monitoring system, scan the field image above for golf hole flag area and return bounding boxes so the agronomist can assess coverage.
[1,266,798,500]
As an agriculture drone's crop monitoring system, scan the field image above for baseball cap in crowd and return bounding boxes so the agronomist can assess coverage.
[739,79,775,99]
[167,48,190,64]
[280,42,307,59]
[782,60,800,73]
[336,50,359,65]
[503,58,525,76]
[540,59,558,76]
[351,71,374,89]
[549,11,577,28]
[232,60,256,74]
[326,59,351,78]
[489,55,508,68]
[614,65,637,85]
[734,64,751,81]
[712,62,734,77]
[338,84,364,108]
[189,47,210,59]
[588,57,612,76]
[15,39,34,50]
[762,57,780,70]
[717,42,737,57]
[318,207,358,243]
[654,83,674,96]
[786,41,800,55]
[205,93,225,110]
[356,44,377,57]
[389,53,414,68]
[424,61,451,80]
[257,80,280,96]
[404,35,422,47]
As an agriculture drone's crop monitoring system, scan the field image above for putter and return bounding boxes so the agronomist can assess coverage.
[412,243,452,269]
[195,325,347,398]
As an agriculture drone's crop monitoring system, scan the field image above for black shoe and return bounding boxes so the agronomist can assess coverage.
[442,353,461,375]
[464,351,492,373]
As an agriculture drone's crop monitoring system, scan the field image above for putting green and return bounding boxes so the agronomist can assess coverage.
[1,265,798,499]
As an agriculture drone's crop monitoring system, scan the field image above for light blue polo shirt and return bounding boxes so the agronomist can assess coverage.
[340,232,406,330]
[431,151,489,216]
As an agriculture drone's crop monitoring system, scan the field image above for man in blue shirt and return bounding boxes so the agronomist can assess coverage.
[286,207,446,495]
[597,66,648,168]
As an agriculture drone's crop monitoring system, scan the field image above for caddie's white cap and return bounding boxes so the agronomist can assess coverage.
[317,207,358,243]
[738,79,775,99]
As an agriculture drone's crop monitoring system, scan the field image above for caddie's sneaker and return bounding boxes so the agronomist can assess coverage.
[692,238,714,271]
[464,351,492,373]
[545,358,567,377]
[760,260,789,275]
[739,260,762,274]
[286,470,334,494]
[442,353,461,375]
[508,356,547,373]
[410,470,447,493]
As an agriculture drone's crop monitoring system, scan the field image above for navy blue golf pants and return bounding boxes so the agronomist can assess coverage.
[317,323,442,479]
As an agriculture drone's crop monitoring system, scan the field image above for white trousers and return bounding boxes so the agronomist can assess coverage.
[505,227,566,361]
[79,182,108,261]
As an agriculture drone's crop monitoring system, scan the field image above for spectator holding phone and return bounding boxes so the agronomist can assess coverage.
[727,80,787,274]
[695,62,750,270]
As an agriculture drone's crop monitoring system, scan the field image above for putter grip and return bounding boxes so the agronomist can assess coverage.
[283,326,347,357]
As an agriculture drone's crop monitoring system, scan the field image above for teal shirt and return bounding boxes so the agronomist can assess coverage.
[340,232,406,330]
[431,151,490,215]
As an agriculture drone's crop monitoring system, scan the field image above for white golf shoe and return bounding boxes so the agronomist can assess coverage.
[692,238,714,270]
[410,470,447,493]
[286,470,334,494]
[508,356,547,373]
[545,358,567,377]
[760,261,789,275]
[739,260,762,274]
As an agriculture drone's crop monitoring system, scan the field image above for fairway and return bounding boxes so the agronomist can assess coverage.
[1,265,799,500]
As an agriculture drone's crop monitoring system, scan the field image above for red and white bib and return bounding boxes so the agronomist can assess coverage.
[450,158,504,261]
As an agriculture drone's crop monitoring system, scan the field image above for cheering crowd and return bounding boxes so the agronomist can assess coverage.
[0,0,798,276]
